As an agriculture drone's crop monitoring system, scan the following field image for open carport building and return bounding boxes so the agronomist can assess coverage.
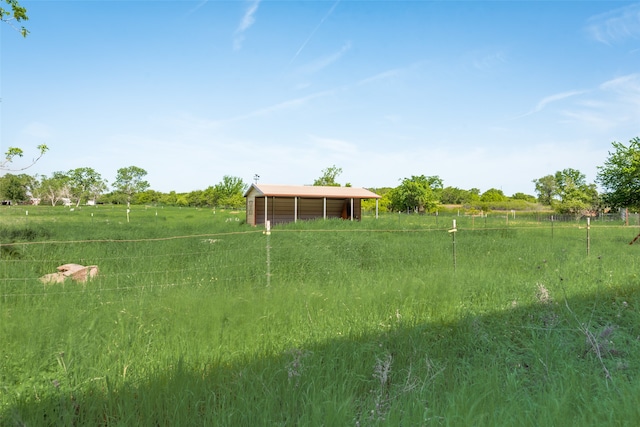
[244,184,381,226]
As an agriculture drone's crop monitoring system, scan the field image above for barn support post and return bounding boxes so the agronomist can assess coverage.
[323,198,327,219]
[375,199,379,219]
[350,198,354,221]
[294,197,298,223]
[264,196,268,227]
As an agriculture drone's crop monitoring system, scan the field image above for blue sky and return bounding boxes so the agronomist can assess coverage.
[2,0,639,195]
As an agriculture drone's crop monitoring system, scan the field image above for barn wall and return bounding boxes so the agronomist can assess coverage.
[270,197,296,224]
[255,197,265,225]
[252,196,363,226]
[326,199,344,218]
[324,198,362,220]
[253,197,296,225]
[298,198,323,220]
[245,193,256,226]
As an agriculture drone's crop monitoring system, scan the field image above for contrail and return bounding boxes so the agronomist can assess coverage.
[184,0,209,18]
[288,0,341,66]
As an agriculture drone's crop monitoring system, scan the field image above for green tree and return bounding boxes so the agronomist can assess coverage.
[362,187,392,212]
[596,137,640,210]
[553,168,599,215]
[101,191,126,205]
[511,192,536,203]
[67,167,106,207]
[440,186,463,204]
[113,166,150,207]
[214,176,247,208]
[185,186,216,207]
[313,165,343,186]
[532,175,557,205]
[424,175,443,201]
[554,168,584,194]
[440,186,479,205]
[389,175,439,213]
[465,188,480,207]
[39,172,71,206]
[1,0,28,37]
[175,194,189,207]
[0,173,32,203]
[2,144,48,171]
[186,189,206,207]
[133,189,162,205]
[480,188,507,202]
[159,191,179,206]
[202,186,216,207]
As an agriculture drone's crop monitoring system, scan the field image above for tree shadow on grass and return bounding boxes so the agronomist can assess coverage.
[4,283,640,426]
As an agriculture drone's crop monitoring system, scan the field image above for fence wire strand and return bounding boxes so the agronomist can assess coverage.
[2,221,633,300]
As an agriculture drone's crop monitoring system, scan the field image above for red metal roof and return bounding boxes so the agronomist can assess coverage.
[245,184,381,199]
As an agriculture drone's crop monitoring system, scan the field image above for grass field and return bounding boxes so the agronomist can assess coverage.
[2,205,640,425]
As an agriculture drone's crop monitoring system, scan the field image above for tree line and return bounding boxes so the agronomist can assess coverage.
[323,138,640,216]
[363,168,599,215]
[0,167,249,209]
[2,137,639,213]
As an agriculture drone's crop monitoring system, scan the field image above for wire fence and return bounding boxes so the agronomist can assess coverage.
[393,210,635,224]
[2,215,637,301]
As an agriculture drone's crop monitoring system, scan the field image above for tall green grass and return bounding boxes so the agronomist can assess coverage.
[1,206,640,425]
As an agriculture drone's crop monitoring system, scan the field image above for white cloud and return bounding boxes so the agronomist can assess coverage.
[600,73,640,93]
[356,61,425,86]
[516,90,586,118]
[557,73,640,130]
[234,0,261,50]
[558,110,620,132]
[585,3,640,44]
[213,89,337,125]
[600,73,640,113]
[295,41,352,75]
[357,68,403,86]
[532,91,587,114]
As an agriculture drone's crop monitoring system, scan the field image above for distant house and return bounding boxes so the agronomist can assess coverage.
[244,184,381,226]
